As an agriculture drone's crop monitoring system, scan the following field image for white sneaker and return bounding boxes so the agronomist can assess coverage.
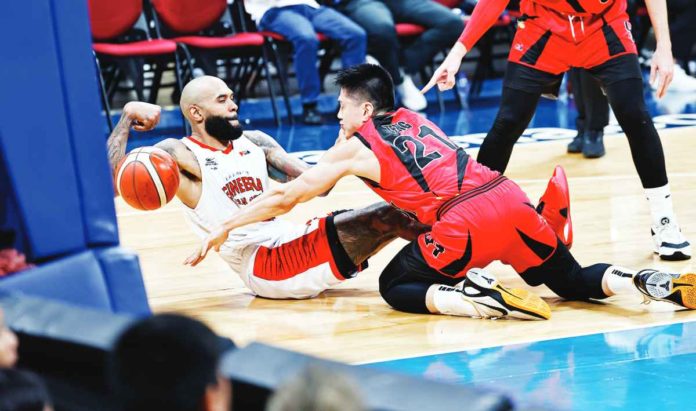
[652,220,692,260]
[397,75,427,111]
[455,268,551,320]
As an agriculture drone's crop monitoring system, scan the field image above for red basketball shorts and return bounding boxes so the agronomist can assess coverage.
[508,16,637,75]
[418,176,558,277]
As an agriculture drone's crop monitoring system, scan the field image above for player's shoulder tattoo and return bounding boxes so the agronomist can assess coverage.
[156,138,188,158]
[243,130,281,150]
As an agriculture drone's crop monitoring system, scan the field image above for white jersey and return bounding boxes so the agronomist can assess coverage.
[180,135,347,299]
[181,135,275,267]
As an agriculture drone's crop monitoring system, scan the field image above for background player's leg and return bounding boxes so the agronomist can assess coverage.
[476,87,542,173]
[603,76,691,260]
[604,78,667,189]
[567,68,586,153]
[578,69,609,158]
[333,202,429,266]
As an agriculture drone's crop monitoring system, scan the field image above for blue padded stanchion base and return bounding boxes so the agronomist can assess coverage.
[0,246,150,315]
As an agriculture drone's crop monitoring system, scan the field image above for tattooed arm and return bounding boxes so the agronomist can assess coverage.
[106,102,162,177]
[243,130,309,183]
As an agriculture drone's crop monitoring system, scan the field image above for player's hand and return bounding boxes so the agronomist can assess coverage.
[421,43,467,93]
[183,226,228,267]
[123,101,162,132]
[650,45,674,99]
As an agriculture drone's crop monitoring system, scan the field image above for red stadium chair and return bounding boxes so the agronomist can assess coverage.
[88,0,186,119]
[148,0,292,126]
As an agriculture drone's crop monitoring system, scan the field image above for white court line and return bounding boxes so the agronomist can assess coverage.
[117,172,696,217]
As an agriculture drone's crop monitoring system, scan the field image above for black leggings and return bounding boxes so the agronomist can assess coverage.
[477,78,668,189]
[379,240,609,314]
[569,68,609,132]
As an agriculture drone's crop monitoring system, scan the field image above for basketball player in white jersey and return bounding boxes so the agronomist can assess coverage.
[107,76,427,299]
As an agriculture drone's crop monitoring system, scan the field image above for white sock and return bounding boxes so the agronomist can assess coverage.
[645,184,677,227]
[425,284,479,317]
[601,265,639,296]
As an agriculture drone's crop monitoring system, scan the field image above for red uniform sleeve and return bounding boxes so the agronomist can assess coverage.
[458,0,510,51]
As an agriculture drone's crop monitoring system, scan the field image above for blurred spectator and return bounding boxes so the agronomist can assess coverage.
[266,366,365,411]
[567,69,609,158]
[245,0,366,125]
[0,368,53,411]
[330,0,463,111]
[0,249,33,277]
[0,307,18,368]
[109,314,232,411]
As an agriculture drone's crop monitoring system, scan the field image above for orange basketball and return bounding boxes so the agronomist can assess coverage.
[116,147,180,210]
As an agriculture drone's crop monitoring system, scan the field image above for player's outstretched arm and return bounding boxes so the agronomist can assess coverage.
[645,0,674,98]
[244,130,310,183]
[184,138,371,266]
[421,0,509,93]
[106,101,161,177]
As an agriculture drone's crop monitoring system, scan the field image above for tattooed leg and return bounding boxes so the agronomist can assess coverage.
[333,202,430,266]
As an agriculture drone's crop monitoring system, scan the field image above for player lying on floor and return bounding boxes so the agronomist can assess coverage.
[186,64,696,320]
[107,76,429,299]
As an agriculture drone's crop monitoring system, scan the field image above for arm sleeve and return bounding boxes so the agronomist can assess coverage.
[458,0,510,51]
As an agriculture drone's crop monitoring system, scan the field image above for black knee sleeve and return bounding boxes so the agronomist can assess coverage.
[378,245,435,314]
[520,241,609,300]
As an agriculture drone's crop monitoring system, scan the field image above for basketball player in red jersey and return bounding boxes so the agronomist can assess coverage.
[423,0,691,261]
[188,64,696,320]
[107,76,429,300]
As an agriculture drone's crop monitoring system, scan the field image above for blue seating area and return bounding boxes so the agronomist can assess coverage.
[0,0,150,315]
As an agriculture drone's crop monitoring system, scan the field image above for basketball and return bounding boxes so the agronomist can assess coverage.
[116,147,180,210]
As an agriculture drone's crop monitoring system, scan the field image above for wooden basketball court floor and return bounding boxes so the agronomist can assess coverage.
[116,126,696,367]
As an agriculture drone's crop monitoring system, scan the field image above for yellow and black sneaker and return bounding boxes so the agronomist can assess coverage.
[458,269,551,320]
[634,269,696,309]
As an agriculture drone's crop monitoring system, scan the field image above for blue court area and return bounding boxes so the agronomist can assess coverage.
[367,320,696,410]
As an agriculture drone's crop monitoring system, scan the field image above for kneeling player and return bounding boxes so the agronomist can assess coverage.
[188,65,696,317]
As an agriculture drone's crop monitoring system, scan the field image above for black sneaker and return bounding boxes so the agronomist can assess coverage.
[633,269,696,309]
[567,131,584,153]
[301,105,324,125]
[582,130,605,158]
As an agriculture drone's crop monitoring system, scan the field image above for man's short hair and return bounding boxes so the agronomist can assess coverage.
[109,314,227,411]
[335,64,395,113]
[0,368,52,411]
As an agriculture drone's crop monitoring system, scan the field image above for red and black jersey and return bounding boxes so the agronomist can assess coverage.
[459,0,627,50]
[354,108,500,225]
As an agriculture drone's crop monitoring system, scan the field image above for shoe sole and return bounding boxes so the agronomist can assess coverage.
[582,152,606,159]
[496,286,552,320]
[657,249,692,261]
[671,273,696,309]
